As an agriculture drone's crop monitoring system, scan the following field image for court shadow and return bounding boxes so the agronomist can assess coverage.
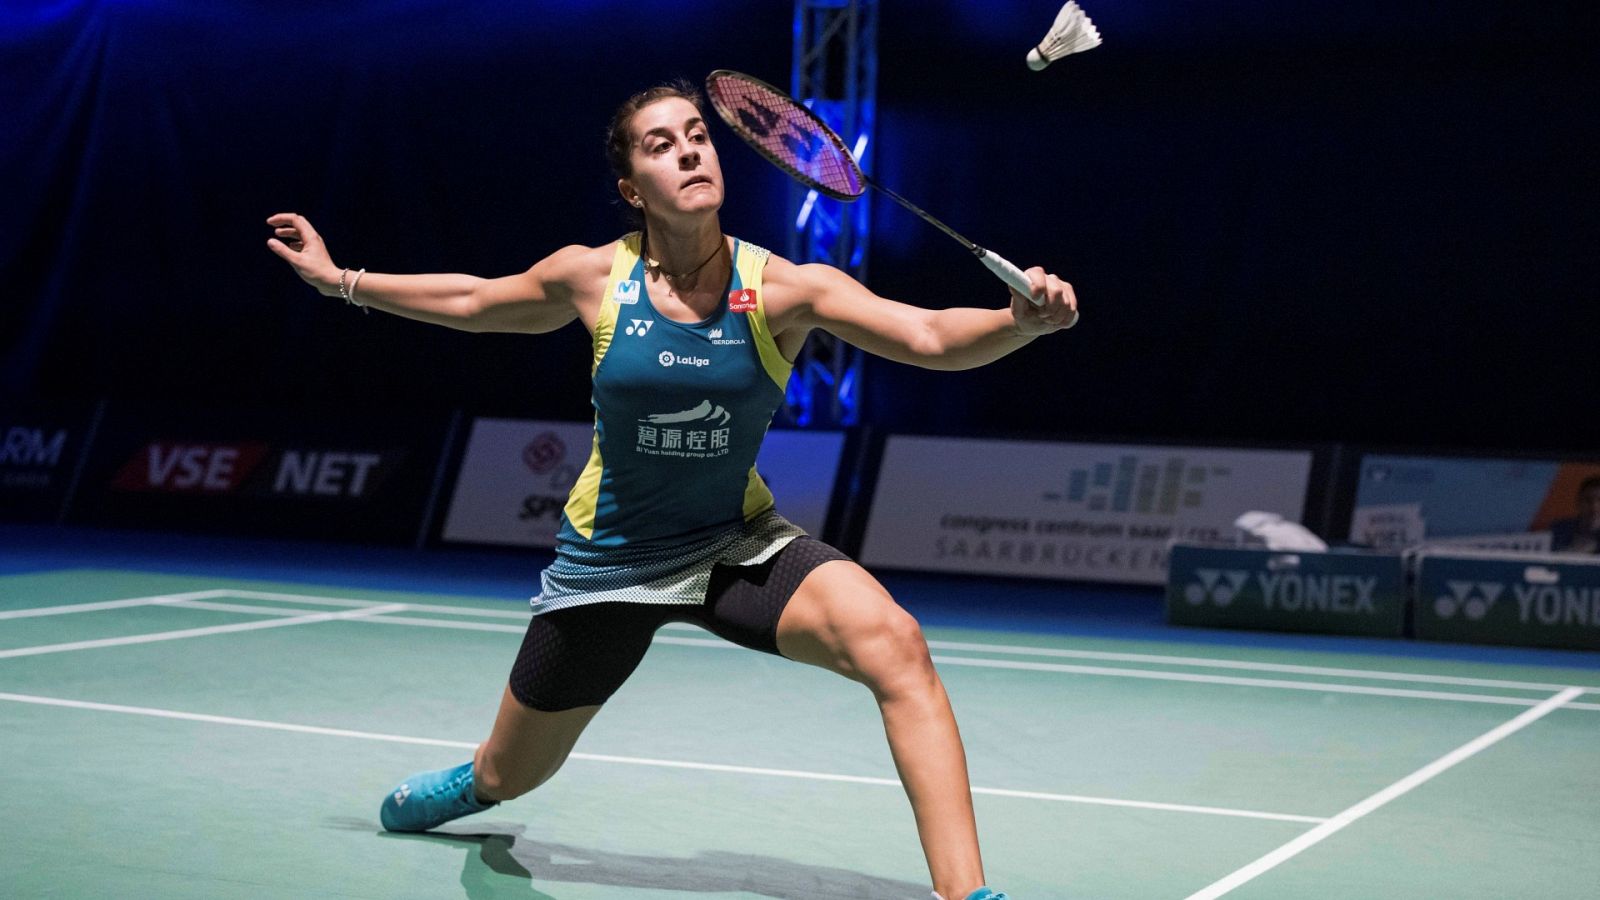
[328,817,927,899]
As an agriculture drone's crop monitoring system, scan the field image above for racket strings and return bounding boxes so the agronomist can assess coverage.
[707,75,863,198]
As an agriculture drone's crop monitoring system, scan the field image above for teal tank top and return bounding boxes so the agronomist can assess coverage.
[554,232,797,558]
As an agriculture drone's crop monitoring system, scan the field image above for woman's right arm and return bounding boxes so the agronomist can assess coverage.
[265,212,584,334]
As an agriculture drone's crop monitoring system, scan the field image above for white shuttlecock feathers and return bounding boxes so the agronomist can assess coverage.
[1026,1,1102,71]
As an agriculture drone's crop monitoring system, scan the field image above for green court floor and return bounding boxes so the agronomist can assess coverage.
[3,568,1598,898]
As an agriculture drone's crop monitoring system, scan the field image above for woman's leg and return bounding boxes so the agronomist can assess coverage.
[473,687,601,802]
[383,602,659,831]
[774,560,987,900]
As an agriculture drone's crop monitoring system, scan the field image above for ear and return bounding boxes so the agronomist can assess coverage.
[617,178,643,208]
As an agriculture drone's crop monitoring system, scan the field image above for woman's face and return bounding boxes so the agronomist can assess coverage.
[619,97,725,220]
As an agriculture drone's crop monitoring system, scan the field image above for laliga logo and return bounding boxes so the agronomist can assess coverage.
[1183,569,1249,607]
[658,351,710,368]
[1434,580,1502,621]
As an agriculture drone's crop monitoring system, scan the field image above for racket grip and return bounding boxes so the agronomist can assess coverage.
[978,248,1043,306]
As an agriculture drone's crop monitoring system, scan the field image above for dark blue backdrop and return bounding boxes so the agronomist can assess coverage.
[5,1,1597,451]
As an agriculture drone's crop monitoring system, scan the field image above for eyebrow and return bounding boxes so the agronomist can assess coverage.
[640,117,707,143]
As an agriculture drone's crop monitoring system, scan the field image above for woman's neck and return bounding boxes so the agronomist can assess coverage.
[643,216,726,286]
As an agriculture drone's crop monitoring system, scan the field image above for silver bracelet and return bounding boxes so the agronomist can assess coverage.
[349,268,369,314]
[337,267,351,303]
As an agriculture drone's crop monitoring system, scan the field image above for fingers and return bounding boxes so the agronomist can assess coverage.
[264,212,319,245]
[1013,268,1080,332]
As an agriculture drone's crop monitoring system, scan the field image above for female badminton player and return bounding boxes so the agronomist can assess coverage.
[266,80,1076,900]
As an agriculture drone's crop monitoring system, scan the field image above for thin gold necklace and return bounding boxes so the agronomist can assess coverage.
[644,236,724,280]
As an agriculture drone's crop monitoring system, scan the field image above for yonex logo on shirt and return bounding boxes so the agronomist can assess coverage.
[624,319,653,337]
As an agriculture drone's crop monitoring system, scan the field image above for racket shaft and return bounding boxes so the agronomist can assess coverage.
[870,177,1042,306]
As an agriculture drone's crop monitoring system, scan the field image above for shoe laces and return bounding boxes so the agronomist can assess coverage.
[425,769,472,801]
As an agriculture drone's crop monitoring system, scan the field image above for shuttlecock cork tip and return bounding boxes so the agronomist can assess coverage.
[1026,47,1051,71]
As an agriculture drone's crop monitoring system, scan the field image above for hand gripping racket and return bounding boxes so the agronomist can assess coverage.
[705,69,1043,306]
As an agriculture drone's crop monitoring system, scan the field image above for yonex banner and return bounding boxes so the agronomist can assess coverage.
[1414,550,1600,651]
[1348,453,1600,553]
[441,418,845,547]
[71,404,451,544]
[861,436,1315,585]
[1165,544,1406,636]
[0,402,101,523]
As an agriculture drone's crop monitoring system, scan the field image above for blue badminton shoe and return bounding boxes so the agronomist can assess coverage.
[379,761,497,832]
[932,890,1009,900]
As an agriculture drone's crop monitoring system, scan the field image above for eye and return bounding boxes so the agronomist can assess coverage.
[690,131,708,143]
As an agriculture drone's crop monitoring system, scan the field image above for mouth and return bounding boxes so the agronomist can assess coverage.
[680,175,714,190]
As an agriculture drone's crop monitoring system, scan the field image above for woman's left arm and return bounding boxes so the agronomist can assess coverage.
[772,261,1078,372]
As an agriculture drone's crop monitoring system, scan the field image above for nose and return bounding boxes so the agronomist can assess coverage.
[679,148,701,169]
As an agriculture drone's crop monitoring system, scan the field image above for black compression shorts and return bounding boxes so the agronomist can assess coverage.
[507,536,851,712]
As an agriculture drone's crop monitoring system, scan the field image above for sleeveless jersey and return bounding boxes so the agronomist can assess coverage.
[531,233,807,614]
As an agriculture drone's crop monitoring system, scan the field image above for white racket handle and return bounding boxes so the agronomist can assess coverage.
[978,248,1043,306]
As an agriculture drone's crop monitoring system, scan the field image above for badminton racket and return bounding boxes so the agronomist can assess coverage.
[704,69,1044,307]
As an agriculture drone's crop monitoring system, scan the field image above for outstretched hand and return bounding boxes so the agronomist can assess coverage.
[1009,266,1079,335]
[265,212,339,296]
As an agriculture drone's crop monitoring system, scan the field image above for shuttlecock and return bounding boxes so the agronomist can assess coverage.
[1026,1,1102,71]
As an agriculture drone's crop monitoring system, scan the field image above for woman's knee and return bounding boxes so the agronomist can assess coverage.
[849,606,937,697]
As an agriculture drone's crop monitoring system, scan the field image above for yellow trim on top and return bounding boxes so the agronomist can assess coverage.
[591,232,642,376]
[562,430,606,539]
[742,464,777,520]
[564,234,643,539]
[735,242,793,390]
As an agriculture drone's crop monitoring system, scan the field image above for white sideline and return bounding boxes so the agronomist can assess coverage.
[138,600,1600,709]
[0,603,410,659]
[8,592,1598,710]
[0,690,1327,825]
[219,590,1600,696]
[0,589,230,619]
[1183,687,1584,899]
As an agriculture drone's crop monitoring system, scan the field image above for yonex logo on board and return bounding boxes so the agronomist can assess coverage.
[1433,580,1502,621]
[1183,569,1249,607]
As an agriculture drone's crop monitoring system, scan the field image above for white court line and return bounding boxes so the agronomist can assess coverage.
[106,598,1600,711]
[921,639,1596,695]
[0,690,1326,825]
[0,589,231,619]
[925,655,1557,707]
[15,591,1599,710]
[219,592,1600,696]
[225,589,530,619]
[1184,687,1584,900]
[0,603,410,659]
